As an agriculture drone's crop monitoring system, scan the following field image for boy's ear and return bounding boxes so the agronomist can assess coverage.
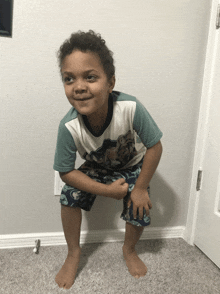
[109,75,115,93]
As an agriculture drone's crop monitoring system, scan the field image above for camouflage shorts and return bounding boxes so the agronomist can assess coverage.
[60,159,151,227]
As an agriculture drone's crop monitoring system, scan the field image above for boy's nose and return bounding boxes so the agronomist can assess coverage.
[74,79,87,94]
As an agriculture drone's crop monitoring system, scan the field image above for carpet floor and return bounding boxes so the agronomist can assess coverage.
[0,238,219,294]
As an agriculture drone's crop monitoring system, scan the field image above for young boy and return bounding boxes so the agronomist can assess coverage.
[53,30,163,289]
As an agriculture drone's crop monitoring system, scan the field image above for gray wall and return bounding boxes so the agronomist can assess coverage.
[0,0,211,235]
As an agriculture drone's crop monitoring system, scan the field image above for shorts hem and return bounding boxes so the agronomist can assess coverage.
[59,200,92,211]
[120,215,151,227]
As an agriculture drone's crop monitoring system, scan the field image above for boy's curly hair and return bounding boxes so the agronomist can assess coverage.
[57,30,115,80]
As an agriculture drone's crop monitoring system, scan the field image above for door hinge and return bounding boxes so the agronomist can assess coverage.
[196,170,203,191]
[216,4,220,29]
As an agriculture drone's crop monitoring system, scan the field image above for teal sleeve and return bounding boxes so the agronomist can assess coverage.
[53,122,77,172]
[133,99,163,148]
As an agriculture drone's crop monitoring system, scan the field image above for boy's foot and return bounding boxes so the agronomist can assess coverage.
[55,248,81,289]
[122,245,147,279]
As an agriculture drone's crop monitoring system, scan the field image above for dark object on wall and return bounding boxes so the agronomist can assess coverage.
[0,0,14,37]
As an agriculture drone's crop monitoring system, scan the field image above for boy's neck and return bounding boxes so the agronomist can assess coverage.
[83,95,113,137]
[87,112,107,134]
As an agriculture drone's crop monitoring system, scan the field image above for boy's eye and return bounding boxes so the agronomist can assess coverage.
[63,76,74,83]
[87,75,97,82]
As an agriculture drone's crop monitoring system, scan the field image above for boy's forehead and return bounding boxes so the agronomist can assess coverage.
[62,50,102,69]
[61,68,99,76]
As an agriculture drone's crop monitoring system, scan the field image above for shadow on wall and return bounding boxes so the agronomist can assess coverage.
[83,194,124,239]
[150,172,177,227]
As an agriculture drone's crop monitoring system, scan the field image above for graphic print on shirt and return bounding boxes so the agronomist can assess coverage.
[83,130,138,170]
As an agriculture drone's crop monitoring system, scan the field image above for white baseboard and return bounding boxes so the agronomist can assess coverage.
[0,226,185,249]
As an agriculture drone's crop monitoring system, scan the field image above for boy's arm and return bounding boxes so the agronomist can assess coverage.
[60,169,129,200]
[129,140,163,219]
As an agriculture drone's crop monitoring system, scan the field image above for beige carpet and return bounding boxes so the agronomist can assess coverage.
[0,238,219,294]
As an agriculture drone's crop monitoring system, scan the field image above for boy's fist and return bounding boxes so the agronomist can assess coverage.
[106,178,129,200]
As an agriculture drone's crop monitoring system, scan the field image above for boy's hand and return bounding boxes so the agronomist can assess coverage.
[128,188,152,219]
[106,178,129,200]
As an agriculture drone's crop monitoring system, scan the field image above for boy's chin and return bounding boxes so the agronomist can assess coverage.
[75,108,94,117]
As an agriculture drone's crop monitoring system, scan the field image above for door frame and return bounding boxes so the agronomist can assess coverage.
[185,0,220,245]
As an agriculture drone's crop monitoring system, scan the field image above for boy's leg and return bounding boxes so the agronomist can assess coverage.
[123,222,147,279]
[55,205,82,289]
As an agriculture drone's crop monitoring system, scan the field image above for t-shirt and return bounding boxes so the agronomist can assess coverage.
[53,91,163,172]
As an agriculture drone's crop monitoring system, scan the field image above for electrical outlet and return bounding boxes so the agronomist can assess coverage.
[54,171,65,196]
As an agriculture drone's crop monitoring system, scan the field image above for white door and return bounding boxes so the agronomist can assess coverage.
[194,2,220,268]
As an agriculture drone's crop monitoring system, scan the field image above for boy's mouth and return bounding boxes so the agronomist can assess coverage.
[73,96,93,101]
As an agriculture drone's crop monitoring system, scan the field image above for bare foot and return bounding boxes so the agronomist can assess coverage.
[55,248,81,289]
[122,245,147,279]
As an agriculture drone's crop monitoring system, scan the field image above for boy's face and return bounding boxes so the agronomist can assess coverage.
[61,50,115,122]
